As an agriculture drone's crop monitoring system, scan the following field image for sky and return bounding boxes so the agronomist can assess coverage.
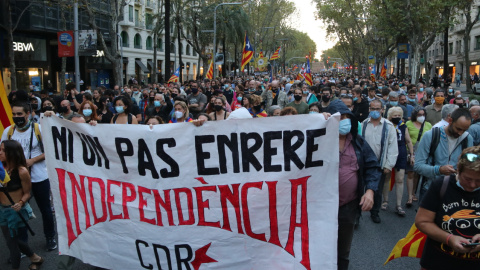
[290,0,336,60]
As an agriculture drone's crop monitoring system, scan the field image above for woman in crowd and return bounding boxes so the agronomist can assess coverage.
[241,93,251,110]
[415,146,480,269]
[267,105,281,117]
[209,97,230,121]
[309,102,322,114]
[98,97,114,124]
[92,88,102,109]
[247,94,267,118]
[0,140,45,270]
[145,116,164,125]
[41,98,57,114]
[231,84,245,111]
[382,106,414,216]
[78,100,98,124]
[406,107,432,206]
[280,107,298,116]
[169,101,193,123]
[111,95,138,124]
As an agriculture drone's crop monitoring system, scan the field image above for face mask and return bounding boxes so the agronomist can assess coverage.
[59,106,68,113]
[294,95,302,101]
[390,101,398,106]
[339,118,351,135]
[399,83,403,87]
[83,109,92,117]
[434,97,445,104]
[253,105,262,112]
[191,88,199,94]
[457,95,462,98]
[378,86,383,90]
[309,111,319,114]
[171,93,177,98]
[369,110,381,119]
[12,116,27,127]
[237,96,243,102]
[448,89,453,94]
[353,97,358,102]
[43,106,53,112]
[174,111,184,119]
[214,105,223,111]
[224,84,229,88]
[322,95,330,102]
[408,98,416,103]
[154,101,161,107]
[391,117,401,125]
[303,91,309,95]
[417,116,425,123]
[134,91,138,94]
[115,106,125,114]
[419,88,424,92]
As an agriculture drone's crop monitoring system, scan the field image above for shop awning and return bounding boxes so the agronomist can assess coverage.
[147,60,161,74]
[135,60,149,73]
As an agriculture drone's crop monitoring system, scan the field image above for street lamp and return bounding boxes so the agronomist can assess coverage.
[213,2,242,79]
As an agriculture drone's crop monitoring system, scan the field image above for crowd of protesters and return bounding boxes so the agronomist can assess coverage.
[2,72,480,269]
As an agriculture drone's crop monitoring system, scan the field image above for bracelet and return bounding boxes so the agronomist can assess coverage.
[18,200,24,206]
[446,234,453,246]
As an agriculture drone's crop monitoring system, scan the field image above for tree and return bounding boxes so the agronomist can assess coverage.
[80,0,125,86]
[459,0,479,92]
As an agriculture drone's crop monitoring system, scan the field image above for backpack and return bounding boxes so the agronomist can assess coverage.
[427,127,469,165]
[7,123,44,154]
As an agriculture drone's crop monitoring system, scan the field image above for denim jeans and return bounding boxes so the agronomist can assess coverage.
[338,198,360,270]
[370,173,387,215]
[32,179,56,239]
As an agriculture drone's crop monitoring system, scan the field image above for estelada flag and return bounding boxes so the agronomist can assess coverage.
[206,61,214,80]
[0,162,10,186]
[168,67,180,83]
[259,50,264,58]
[380,59,387,79]
[384,223,426,265]
[305,57,313,86]
[296,73,304,80]
[270,46,281,60]
[0,73,13,136]
[240,33,254,72]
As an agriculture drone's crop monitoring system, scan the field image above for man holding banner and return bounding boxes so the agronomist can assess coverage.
[325,100,381,270]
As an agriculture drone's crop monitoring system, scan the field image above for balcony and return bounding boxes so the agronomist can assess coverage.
[147,46,153,50]
[145,0,155,9]
[134,44,142,49]
[146,24,153,30]
[134,0,143,5]
[135,21,144,29]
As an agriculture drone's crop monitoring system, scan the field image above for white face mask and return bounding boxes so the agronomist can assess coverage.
[417,116,425,123]
[174,111,183,119]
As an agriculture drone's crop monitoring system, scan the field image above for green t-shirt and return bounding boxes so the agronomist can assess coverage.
[286,101,309,114]
[406,120,433,145]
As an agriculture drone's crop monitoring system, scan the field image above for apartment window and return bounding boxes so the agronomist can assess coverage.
[475,36,480,50]
[134,34,142,49]
[449,43,453,55]
[129,6,133,22]
[186,45,191,55]
[146,13,153,30]
[193,49,197,57]
[121,31,129,47]
[157,38,163,51]
[146,36,153,50]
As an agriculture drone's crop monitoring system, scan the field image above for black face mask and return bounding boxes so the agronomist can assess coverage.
[171,93,177,98]
[214,105,223,111]
[149,97,154,101]
[42,106,53,112]
[391,117,401,125]
[253,105,262,112]
[59,106,68,113]
[294,95,302,101]
[458,104,464,108]
[191,88,199,94]
[13,117,27,127]
[143,94,149,99]
[322,95,331,102]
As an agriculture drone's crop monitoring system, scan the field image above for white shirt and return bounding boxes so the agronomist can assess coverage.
[432,119,449,129]
[1,124,48,183]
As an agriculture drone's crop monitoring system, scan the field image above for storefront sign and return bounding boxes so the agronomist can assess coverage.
[13,42,34,52]
[41,114,341,270]
[472,62,478,65]
[78,30,97,56]
[58,31,74,57]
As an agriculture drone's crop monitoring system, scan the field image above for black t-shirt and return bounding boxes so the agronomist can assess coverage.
[420,175,480,269]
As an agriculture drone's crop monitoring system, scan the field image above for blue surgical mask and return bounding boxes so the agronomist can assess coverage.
[154,101,161,107]
[115,106,125,114]
[456,181,480,192]
[408,98,416,103]
[390,101,398,106]
[353,97,358,102]
[339,118,351,135]
[369,110,381,119]
[309,111,320,114]
[83,109,92,117]
[419,88,424,92]
[237,96,243,102]
[378,86,383,90]
[303,91,309,95]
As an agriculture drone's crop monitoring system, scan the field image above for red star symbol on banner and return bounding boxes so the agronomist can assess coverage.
[191,243,217,270]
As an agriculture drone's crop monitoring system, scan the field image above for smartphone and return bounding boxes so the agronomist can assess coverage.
[462,242,480,247]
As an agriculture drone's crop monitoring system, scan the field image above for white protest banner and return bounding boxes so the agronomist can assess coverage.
[41,114,340,270]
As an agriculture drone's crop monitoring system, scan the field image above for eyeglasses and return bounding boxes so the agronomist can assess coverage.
[340,94,352,97]
[463,153,480,162]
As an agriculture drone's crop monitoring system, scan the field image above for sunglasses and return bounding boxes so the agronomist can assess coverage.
[463,153,480,162]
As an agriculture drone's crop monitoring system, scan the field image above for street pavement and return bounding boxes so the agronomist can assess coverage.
[1,179,423,270]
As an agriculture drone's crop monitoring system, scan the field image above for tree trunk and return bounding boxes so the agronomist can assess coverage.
[7,2,17,92]
[443,25,449,84]
[222,37,226,78]
[164,0,171,81]
[153,32,158,84]
[411,44,422,85]
[464,32,471,92]
[177,16,183,83]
